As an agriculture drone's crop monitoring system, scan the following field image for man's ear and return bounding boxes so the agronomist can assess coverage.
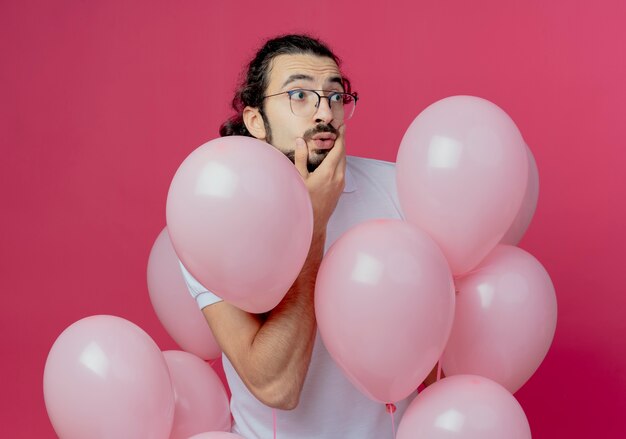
[243,106,267,140]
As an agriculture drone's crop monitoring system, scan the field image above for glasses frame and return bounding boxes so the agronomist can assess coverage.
[263,88,359,120]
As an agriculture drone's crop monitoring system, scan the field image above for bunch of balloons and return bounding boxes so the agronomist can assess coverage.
[43,316,233,439]
[44,95,556,438]
[43,135,313,438]
[315,96,557,438]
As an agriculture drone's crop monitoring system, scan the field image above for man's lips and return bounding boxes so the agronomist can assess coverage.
[312,139,334,149]
[311,133,337,140]
[310,133,336,150]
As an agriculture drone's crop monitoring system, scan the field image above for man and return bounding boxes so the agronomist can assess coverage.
[181,34,419,438]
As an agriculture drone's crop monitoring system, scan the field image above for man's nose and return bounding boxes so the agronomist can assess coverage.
[314,96,334,124]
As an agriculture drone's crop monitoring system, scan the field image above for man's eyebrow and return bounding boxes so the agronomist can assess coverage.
[281,74,345,90]
[327,76,344,89]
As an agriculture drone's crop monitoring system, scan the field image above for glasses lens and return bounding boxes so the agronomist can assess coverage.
[289,90,357,120]
[338,93,356,120]
[289,90,317,117]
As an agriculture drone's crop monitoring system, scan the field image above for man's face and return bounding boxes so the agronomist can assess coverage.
[259,54,345,171]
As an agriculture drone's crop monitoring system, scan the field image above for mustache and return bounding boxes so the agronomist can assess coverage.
[302,124,338,142]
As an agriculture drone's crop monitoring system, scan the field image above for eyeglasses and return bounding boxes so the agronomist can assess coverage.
[263,89,359,121]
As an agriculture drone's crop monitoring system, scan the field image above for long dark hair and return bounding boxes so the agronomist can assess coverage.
[219,34,347,137]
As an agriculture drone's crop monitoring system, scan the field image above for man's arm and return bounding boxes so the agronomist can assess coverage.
[203,127,346,410]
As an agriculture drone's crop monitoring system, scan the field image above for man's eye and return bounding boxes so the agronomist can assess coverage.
[330,93,343,103]
[291,90,307,100]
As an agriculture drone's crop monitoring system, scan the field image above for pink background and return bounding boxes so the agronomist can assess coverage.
[2,1,625,437]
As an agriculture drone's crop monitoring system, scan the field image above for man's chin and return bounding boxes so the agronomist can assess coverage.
[307,149,330,172]
[281,148,330,172]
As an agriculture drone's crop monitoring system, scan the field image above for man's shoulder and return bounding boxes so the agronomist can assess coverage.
[344,155,399,198]
[346,155,396,173]
[341,155,404,219]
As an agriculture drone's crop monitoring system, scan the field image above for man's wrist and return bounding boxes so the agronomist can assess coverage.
[310,228,326,257]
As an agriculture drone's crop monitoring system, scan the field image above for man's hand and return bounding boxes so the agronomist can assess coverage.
[294,125,346,236]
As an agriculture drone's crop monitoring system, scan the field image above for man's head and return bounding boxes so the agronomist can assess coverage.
[221,34,354,171]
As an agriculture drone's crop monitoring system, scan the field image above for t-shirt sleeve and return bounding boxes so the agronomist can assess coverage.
[178,260,224,309]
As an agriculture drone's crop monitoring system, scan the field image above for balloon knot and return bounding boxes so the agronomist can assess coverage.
[386,403,396,414]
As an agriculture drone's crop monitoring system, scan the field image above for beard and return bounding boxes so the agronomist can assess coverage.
[280,123,338,172]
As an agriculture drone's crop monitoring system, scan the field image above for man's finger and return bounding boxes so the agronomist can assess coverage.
[294,137,309,178]
[316,124,346,172]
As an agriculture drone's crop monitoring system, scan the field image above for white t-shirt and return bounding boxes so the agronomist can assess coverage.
[181,156,416,438]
